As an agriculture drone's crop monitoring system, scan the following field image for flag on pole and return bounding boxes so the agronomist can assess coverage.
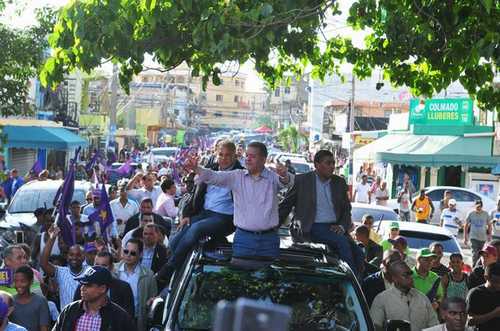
[30,160,43,176]
[88,183,115,241]
[56,147,81,246]
[85,151,99,173]
[116,158,132,175]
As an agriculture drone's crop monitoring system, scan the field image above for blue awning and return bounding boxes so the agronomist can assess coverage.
[3,126,88,150]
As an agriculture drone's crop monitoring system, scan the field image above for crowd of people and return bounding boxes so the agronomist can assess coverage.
[0,140,497,331]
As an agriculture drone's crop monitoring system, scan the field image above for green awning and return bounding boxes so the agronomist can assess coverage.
[377,135,500,167]
[3,126,88,150]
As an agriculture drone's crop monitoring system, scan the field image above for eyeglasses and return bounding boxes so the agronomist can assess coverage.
[123,249,138,257]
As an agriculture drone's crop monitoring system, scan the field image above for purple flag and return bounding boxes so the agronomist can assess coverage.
[56,147,81,246]
[85,151,99,173]
[116,158,132,175]
[30,160,43,176]
[88,183,115,241]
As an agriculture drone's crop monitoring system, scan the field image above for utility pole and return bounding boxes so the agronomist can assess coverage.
[347,72,355,184]
[108,64,119,151]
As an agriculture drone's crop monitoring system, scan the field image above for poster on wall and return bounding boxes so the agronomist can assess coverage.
[472,180,498,200]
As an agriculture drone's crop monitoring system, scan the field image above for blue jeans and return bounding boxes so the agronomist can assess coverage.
[232,228,280,258]
[310,223,363,274]
[167,209,234,269]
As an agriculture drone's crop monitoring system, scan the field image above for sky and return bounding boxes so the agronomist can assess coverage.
[2,0,364,91]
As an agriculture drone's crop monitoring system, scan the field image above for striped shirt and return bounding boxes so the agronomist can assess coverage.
[55,266,88,310]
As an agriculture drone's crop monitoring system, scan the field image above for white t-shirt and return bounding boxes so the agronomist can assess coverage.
[440,208,461,236]
[355,183,371,203]
[374,188,389,206]
[399,191,411,212]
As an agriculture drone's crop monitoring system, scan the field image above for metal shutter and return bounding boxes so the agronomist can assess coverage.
[10,148,37,174]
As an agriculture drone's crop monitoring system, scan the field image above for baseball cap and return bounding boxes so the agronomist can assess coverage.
[389,222,400,230]
[388,236,407,247]
[74,266,112,286]
[448,199,457,206]
[417,248,437,259]
[479,244,498,257]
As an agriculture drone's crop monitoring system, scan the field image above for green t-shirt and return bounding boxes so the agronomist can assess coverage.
[411,267,443,302]
[0,280,42,296]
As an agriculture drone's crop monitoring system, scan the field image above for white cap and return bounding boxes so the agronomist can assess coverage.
[448,199,457,205]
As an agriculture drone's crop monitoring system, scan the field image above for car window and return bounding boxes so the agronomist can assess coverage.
[399,230,460,253]
[291,163,310,174]
[452,190,478,202]
[426,189,444,201]
[176,265,368,331]
[352,207,398,222]
[8,189,86,213]
[153,149,177,157]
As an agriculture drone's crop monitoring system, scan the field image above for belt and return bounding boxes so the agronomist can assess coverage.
[237,227,277,235]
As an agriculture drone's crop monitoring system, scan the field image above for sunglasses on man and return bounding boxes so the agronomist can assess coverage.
[123,249,138,257]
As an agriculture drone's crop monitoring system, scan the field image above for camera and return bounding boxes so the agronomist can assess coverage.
[213,298,291,331]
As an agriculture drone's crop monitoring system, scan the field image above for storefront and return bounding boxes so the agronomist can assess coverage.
[0,120,88,174]
[354,98,500,197]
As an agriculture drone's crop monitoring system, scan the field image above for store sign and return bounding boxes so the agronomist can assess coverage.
[409,98,473,126]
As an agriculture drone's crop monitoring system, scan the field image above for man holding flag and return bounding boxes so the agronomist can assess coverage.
[88,183,119,245]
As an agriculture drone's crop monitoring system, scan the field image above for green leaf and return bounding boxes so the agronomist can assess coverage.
[480,0,492,14]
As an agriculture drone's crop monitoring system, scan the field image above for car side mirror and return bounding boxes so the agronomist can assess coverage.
[385,319,411,331]
[148,297,165,328]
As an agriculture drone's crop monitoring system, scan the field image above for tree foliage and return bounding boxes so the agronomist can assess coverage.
[41,0,499,112]
[278,126,306,153]
[0,6,57,115]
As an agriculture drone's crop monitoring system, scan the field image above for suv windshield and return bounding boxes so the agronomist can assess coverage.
[8,189,86,213]
[176,265,368,331]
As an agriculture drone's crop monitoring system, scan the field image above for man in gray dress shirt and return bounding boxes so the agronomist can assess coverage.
[185,141,292,258]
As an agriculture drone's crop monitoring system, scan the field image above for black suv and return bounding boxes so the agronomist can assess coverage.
[149,236,376,331]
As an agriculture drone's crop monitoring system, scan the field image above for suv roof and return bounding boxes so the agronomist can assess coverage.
[18,179,91,190]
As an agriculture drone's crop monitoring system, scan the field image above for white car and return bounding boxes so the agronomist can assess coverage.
[351,203,399,223]
[387,186,496,225]
[3,179,93,229]
[376,220,468,266]
[146,147,179,163]
[275,153,308,164]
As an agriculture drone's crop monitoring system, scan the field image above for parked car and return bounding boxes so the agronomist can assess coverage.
[387,186,496,225]
[351,203,399,224]
[286,159,313,174]
[149,235,382,331]
[145,147,179,163]
[0,180,93,251]
[376,220,467,266]
[275,153,308,164]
